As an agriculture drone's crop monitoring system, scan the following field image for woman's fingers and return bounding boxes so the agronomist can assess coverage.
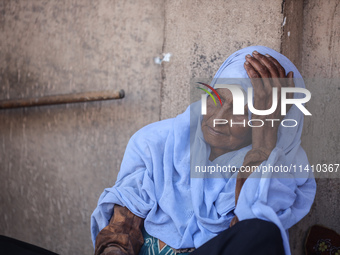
[287,71,294,87]
[263,54,286,78]
[245,54,273,94]
[244,52,295,116]
[252,51,287,93]
[244,59,260,78]
[244,61,267,103]
[286,71,295,99]
[245,53,270,78]
[252,51,280,78]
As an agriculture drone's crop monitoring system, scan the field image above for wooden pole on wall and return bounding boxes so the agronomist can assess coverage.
[0,90,125,109]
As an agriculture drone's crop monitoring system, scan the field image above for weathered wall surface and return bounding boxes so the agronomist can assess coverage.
[0,1,164,254]
[160,0,283,119]
[0,0,339,255]
[289,0,340,254]
[0,1,285,254]
[281,0,304,70]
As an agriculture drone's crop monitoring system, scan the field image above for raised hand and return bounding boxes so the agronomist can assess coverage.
[230,51,295,228]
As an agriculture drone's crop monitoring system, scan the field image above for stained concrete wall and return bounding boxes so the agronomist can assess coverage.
[288,0,340,254]
[0,1,164,254]
[0,0,339,255]
[160,0,283,119]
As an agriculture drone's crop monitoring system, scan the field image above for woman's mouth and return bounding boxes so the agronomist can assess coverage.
[207,125,229,136]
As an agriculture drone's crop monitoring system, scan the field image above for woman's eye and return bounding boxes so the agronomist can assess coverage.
[207,96,216,105]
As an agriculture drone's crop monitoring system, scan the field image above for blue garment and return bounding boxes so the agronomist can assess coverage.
[91,46,316,255]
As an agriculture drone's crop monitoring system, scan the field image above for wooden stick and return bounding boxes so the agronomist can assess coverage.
[0,89,125,109]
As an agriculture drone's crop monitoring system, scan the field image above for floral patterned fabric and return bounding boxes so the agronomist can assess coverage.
[305,225,340,255]
[139,227,193,255]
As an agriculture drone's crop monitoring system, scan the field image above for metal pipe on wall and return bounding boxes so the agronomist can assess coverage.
[0,90,125,109]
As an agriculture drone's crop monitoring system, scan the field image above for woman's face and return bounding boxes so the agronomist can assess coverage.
[201,88,252,161]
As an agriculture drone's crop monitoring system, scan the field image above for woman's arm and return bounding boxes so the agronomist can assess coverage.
[95,205,144,255]
[231,51,295,227]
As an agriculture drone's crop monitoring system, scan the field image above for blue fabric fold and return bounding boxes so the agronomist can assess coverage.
[91,46,316,255]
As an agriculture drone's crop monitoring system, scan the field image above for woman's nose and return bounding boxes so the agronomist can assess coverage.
[213,103,233,120]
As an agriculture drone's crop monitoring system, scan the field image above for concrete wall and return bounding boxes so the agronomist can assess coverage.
[160,0,283,119]
[0,1,164,254]
[0,0,339,254]
[289,0,340,254]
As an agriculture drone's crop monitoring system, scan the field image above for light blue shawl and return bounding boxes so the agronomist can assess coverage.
[91,46,316,255]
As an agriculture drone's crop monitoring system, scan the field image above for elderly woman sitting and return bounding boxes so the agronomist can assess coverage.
[91,46,316,255]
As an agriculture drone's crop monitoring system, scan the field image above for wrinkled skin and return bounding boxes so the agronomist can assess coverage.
[201,51,295,227]
[201,89,252,161]
[95,52,296,255]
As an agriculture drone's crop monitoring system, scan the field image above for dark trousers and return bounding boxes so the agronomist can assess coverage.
[191,219,285,255]
[0,235,58,255]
